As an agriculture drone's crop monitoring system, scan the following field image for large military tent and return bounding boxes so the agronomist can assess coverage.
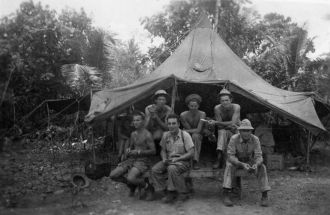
[85,15,326,134]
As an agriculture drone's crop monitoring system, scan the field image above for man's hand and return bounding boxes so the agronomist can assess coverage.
[208,120,217,125]
[251,164,258,170]
[148,105,157,117]
[163,159,170,165]
[241,162,251,171]
[170,157,180,163]
[127,150,139,157]
[250,164,258,174]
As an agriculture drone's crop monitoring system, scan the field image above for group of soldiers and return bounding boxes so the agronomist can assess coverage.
[109,89,270,207]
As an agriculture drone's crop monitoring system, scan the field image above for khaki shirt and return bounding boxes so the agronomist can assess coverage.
[227,133,263,164]
[160,129,194,159]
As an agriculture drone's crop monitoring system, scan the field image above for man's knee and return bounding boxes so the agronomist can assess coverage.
[225,161,233,169]
[110,167,125,179]
[218,129,227,136]
[151,162,163,174]
[127,173,137,184]
[167,165,178,174]
[258,164,268,174]
[110,170,121,179]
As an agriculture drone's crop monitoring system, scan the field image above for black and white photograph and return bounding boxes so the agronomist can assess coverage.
[1,0,330,214]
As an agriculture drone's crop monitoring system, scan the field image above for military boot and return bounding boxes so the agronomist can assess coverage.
[162,191,177,203]
[213,151,222,169]
[145,181,155,201]
[128,184,137,197]
[261,191,269,207]
[223,188,233,207]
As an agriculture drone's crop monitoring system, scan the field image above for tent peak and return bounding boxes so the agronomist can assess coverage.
[194,13,212,29]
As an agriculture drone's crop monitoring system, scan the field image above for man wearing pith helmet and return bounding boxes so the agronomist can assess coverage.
[145,90,172,144]
[180,94,206,169]
[222,119,271,207]
[208,88,241,169]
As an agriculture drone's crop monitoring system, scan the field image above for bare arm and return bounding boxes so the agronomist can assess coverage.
[121,136,132,160]
[144,106,152,128]
[159,136,167,162]
[140,131,156,156]
[185,112,206,134]
[180,112,192,130]
[154,115,168,130]
[154,107,171,130]
[214,105,241,128]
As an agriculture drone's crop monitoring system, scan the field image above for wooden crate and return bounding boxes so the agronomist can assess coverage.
[266,154,284,170]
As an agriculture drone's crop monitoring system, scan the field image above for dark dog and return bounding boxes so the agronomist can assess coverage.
[85,161,111,180]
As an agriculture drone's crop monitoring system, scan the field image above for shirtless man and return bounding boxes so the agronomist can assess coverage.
[110,111,156,197]
[145,90,172,152]
[208,89,241,169]
[180,94,206,169]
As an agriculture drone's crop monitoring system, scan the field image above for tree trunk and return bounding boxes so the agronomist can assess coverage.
[214,0,221,32]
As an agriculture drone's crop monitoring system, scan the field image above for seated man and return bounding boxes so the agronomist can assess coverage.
[110,111,156,197]
[146,114,195,203]
[208,89,240,169]
[145,90,172,152]
[222,119,271,207]
[180,94,206,169]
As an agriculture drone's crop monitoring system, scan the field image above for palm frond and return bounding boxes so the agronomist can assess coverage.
[61,64,102,89]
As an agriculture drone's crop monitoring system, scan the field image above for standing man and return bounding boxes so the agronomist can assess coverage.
[180,94,206,169]
[110,111,156,197]
[222,119,271,207]
[147,114,195,203]
[208,89,240,169]
[145,90,172,152]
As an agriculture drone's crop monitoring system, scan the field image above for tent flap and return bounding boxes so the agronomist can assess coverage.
[85,76,174,122]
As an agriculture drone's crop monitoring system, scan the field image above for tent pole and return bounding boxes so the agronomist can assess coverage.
[171,78,177,111]
[306,131,311,165]
[89,126,96,164]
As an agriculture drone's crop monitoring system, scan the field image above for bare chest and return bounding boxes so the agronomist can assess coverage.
[183,112,202,128]
[131,132,149,149]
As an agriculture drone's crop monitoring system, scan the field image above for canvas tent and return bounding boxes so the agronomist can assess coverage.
[85,15,326,134]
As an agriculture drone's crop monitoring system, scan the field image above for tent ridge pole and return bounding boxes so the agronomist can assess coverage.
[171,77,177,112]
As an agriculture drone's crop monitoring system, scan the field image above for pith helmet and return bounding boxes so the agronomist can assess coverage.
[218,88,232,97]
[152,89,169,101]
[238,119,254,130]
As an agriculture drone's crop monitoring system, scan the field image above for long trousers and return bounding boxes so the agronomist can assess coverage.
[150,160,190,193]
[223,161,271,192]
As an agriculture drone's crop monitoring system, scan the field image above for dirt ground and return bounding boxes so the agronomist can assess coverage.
[1,145,330,215]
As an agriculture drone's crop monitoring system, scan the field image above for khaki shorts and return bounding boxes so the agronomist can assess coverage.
[118,159,149,174]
